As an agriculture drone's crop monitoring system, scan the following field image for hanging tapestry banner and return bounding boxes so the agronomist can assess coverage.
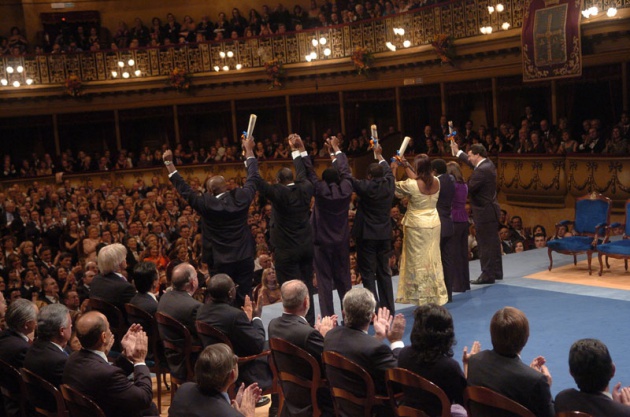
[522,0,582,82]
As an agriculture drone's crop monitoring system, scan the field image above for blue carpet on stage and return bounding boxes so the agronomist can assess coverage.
[397,285,630,396]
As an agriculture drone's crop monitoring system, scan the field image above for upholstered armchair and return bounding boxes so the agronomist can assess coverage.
[596,199,630,276]
[547,193,611,275]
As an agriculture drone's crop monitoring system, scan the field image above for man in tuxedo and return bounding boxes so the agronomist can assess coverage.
[452,143,503,284]
[324,288,405,397]
[0,299,38,368]
[467,307,554,417]
[343,144,396,313]
[157,262,202,381]
[129,261,159,316]
[62,311,156,417]
[196,273,276,411]
[268,280,335,417]
[256,134,315,325]
[163,136,259,307]
[431,159,456,302]
[299,135,353,317]
[90,243,137,312]
[23,304,72,411]
[556,339,630,416]
[169,343,261,417]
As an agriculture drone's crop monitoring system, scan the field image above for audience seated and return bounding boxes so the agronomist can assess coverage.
[466,306,554,417]
[555,338,630,416]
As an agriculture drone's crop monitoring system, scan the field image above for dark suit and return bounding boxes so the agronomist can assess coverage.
[345,159,395,313]
[169,158,260,307]
[169,383,242,417]
[258,154,315,324]
[90,272,137,314]
[467,349,554,417]
[268,313,332,417]
[302,153,353,317]
[324,325,399,397]
[129,292,158,317]
[157,289,202,380]
[555,388,630,417]
[196,301,271,390]
[457,154,503,281]
[62,350,154,417]
[0,329,30,369]
[436,173,456,301]
[23,340,68,411]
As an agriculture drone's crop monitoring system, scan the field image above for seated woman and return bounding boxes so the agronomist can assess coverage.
[397,304,469,417]
[257,267,280,306]
[81,225,101,263]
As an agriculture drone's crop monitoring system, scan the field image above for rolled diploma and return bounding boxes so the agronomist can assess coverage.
[448,120,454,135]
[371,124,378,159]
[399,136,411,156]
[246,114,257,139]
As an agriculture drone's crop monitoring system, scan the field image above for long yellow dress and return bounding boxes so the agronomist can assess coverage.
[395,177,448,306]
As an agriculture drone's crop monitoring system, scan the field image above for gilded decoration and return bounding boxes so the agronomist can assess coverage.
[567,158,630,199]
[497,156,566,195]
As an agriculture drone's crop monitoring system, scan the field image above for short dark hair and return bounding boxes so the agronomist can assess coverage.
[276,167,294,184]
[410,304,455,363]
[207,274,234,303]
[431,159,447,175]
[195,343,237,393]
[469,143,488,157]
[133,261,158,293]
[322,167,340,184]
[490,307,529,356]
[569,338,614,393]
[367,163,384,179]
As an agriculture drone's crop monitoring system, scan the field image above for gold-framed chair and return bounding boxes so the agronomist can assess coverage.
[464,386,535,417]
[385,367,450,417]
[21,367,68,417]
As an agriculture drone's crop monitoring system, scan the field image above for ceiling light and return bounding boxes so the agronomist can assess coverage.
[496,3,504,12]
[323,48,331,56]
[312,39,318,47]
[134,70,141,76]
[122,72,129,78]
[214,66,220,71]
[589,6,598,16]
[319,37,327,45]
[236,64,242,70]
[117,61,124,68]
[403,40,411,48]
[16,66,23,73]
[12,80,20,87]
[227,51,234,58]
[305,55,312,62]
[222,65,229,71]
[488,5,495,13]
[1,79,8,86]
[26,78,33,85]
[6,66,14,74]
[502,22,510,30]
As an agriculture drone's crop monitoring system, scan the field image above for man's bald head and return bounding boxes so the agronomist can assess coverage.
[171,262,197,291]
[76,311,108,349]
[207,176,227,196]
[281,280,309,314]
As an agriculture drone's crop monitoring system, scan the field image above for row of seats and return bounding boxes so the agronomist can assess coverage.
[547,194,630,276]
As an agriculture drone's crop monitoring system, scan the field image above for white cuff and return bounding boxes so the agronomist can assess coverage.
[168,170,178,178]
[390,341,404,350]
[291,150,301,159]
[335,151,342,155]
[456,150,464,157]
[134,362,146,367]
[300,151,308,158]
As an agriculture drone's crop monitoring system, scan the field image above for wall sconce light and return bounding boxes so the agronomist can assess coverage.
[112,58,141,78]
[1,64,33,87]
[305,36,331,62]
[582,7,617,18]
[214,50,243,71]
[385,27,411,51]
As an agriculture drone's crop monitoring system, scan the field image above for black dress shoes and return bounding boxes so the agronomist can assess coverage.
[470,277,495,285]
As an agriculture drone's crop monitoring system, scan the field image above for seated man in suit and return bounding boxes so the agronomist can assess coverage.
[62,311,156,417]
[129,261,159,317]
[0,299,38,417]
[323,287,405,398]
[467,307,554,417]
[157,262,202,381]
[90,243,137,313]
[268,280,336,417]
[169,343,262,417]
[24,304,72,411]
[196,273,276,411]
[555,338,630,416]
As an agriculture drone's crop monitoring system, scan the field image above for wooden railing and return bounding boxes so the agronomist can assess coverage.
[2,0,626,88]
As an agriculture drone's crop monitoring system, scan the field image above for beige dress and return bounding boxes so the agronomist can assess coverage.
[395,177,448,306]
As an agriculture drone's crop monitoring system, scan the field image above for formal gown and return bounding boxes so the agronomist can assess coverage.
[395,178,448,306]
[451,181,471,292]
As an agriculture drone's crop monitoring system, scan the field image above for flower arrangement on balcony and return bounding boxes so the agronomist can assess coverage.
[169,67,191,91]
[430,34,455,65]
[64,75,83,96]
[264,59,285,89]
[351,46,373,75]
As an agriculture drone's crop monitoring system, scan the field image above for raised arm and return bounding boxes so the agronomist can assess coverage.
[288,134,308,182]
[162,150,208,214]
[240,135,261,200]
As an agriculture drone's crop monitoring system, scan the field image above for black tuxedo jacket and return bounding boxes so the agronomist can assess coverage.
[129,292,158,317]
[457,155,500,224]
[258,156,314,250]
[157,289,202,380]
[268,313,327,417]
[323,325,398,396]
[302,153,353,246]
[0,329,30,368]
[436,173,455,238]
[23,340,68,410]
[169,158,260,266]
[345,159,395,241]
[467,349,554,417]
[555,388,630,416]
[90,271,137,314]
[169,383,242,417]
[62,350,153,417]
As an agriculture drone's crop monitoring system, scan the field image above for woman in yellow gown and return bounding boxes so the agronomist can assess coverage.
[393,154,448,306]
